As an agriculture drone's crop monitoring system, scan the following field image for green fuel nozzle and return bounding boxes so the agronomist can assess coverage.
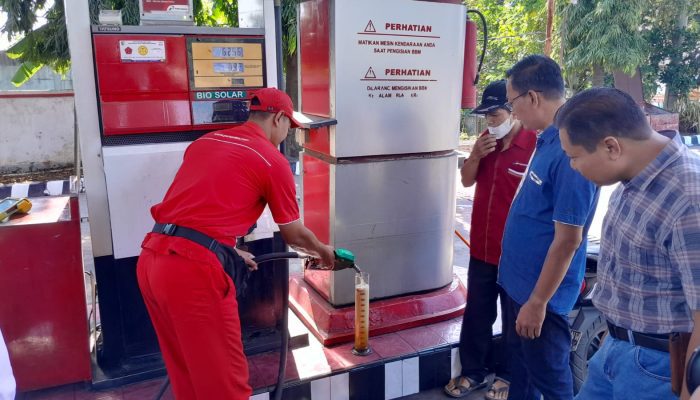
[334,248,361,273]
[304,248,361,273]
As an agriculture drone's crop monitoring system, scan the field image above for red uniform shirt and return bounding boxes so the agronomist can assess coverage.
[142,121,299,257]
[469,127,537,265]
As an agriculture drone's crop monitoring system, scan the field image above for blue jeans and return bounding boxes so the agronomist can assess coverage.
[575,336,676,400]
[505,293,574,400]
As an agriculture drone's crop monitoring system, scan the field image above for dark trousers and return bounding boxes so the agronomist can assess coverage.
[504,293,573,400]
[458,257,510,383]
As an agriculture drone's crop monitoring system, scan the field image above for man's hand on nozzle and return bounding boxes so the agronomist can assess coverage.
[318,245,335,268]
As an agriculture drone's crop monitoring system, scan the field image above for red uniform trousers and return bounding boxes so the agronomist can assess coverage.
[137,247,251,400]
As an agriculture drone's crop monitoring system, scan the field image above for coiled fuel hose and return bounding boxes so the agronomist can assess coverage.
[154,251,302,400]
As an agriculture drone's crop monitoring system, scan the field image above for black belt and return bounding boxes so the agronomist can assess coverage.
[606,321,670,353]
[151,223,251,299]
[152,223,222,252]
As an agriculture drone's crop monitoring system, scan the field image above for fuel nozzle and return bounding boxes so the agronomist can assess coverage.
[334,248,361,273]
[304,248,361,273]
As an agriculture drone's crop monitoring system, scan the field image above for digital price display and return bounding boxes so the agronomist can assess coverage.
[213,62,245,74]
[189,40,264,89]
[212,47,244,58]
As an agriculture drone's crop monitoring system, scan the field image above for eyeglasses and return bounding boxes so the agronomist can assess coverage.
[505,90,542,109]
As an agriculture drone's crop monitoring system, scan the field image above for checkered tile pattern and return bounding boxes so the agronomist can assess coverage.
[249,345,456,400]
[0,180,71,198]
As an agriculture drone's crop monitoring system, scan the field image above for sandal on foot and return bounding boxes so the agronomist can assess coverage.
[443,376,488,398]
[485,377,510,400]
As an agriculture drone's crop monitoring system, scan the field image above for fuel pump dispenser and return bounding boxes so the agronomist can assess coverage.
[64,0,489,389]
[290,0,486,345]
[65,0,297,385]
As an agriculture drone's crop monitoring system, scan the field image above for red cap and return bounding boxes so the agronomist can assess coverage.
[249,88,302,128]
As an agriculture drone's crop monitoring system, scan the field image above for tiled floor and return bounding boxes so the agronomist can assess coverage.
[17,313,466,400]
[17,265,471,399]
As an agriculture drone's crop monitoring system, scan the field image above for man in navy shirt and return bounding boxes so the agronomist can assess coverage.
[498,55,599,399]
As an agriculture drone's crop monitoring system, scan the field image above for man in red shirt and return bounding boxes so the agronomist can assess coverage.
[137,88,334,400]
[445,80,536,399]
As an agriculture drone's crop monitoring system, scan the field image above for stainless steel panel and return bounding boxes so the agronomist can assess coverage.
[323,153,457,305]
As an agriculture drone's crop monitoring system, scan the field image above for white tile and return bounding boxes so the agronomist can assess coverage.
[330,372,349,400]
[250,392,269,400]
[292,345,332,380]
[10,183,29,198]
[384,361,403,400]
[451,347,461,378]
[402,357,420,396]
[311,377,331,400]
[45,180,64,196]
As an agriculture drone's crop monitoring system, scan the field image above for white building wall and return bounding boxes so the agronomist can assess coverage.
[0,94,75,173]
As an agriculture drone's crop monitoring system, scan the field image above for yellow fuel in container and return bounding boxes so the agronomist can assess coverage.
[0,197,32,222]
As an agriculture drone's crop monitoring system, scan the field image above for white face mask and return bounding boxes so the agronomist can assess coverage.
[487,117,514,139]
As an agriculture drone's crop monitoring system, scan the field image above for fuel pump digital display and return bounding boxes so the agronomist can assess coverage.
[212,47,244,58]
[188,38,265,89]
[213,62,245,73]
[187,37,266,126]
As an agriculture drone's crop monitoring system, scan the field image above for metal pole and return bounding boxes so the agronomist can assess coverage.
[73,102,81,189]
[274,0,287,155]
[274,0,284,92]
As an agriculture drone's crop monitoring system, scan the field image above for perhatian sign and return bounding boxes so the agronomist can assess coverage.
[332,0,466,157]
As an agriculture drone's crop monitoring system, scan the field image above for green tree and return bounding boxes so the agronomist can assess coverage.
[642,0,700,108]
[561,0,648,89]
[1,0,240,86]
[465,0,547,93]
[2,0,69,85]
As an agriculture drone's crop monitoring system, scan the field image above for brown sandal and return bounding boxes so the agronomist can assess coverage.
[444,376,488,398]
[485,377,510,400]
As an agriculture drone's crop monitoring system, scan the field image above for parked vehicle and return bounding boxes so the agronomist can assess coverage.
[569,240,606,394]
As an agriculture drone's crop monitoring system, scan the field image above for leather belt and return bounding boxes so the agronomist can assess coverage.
[606,320,670,353]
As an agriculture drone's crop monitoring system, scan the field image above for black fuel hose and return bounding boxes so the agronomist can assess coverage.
[254,251,299,400]
[153,251,302,400]
[254,251,300,264]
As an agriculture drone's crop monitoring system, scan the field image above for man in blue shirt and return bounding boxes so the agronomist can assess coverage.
[498,55,599,400]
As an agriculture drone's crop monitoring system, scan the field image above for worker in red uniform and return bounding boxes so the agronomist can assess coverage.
[137,88,335,400]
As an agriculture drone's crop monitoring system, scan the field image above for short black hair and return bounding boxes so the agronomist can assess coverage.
[554,87,651,153]
[506,55,565,100]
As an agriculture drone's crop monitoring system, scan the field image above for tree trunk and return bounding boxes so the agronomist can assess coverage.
[664,0,689,110]
[592,65,605,87]
[558,5,566,64]
[284,51,299,108]
[283,50,302,160]
[545,0,555,57]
